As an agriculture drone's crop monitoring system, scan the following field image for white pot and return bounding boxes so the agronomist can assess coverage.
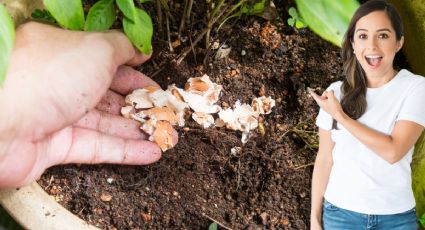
[0,182,98,230]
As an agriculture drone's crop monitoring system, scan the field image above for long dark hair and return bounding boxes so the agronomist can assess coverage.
[335,0,403,129]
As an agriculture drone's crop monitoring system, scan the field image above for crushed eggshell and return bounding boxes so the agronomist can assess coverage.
[218,101,259,133]
[184,75,222,104]
[151,121,175,151]
[173,87,221,114]
[121,105,134,119]
[192,112,215,128]
[125,88,155,109]
[252,96,276,115]
[136,107,178,125]
[122,74,276,150]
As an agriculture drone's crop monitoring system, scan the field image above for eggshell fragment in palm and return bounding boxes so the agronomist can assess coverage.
[192,112,215,128]
[137,107,179,125]
[169,86,185,102]
[140,119,157,136]
[252,96,275,115]
[151,121,176,151]
[121,105,135,119]
[164,86,190,113]
[125,88,155,109]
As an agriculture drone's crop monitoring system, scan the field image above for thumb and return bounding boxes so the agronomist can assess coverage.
[102,30,152,66]
[126,50,152,66]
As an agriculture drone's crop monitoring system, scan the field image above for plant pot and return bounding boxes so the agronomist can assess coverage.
[0,182,98,230]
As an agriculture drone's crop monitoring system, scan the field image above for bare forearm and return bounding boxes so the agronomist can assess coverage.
[311,153,332,223]
[335,111,423,164]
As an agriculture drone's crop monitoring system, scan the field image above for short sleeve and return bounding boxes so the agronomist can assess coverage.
[315,81,342,130]
[316,108,333,130]
[397,80,425,127]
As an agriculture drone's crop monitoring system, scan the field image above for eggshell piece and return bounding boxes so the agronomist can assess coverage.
[192,112,215,128]
[152,121,176,151]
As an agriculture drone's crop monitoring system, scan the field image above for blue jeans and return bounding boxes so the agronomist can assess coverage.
[322,199,418,230]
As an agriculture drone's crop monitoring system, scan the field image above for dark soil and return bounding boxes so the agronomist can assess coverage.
[37,0,405,229]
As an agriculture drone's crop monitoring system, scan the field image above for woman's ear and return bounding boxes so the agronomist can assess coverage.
[397,36,405,51]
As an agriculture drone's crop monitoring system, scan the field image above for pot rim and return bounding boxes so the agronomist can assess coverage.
[0,182,98,230]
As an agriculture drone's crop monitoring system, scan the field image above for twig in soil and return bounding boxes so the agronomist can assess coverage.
[150,66,165,78]
[166,13,173,52]
[278,129,291,142]
[292,162,315,170]
[77,207,85,216]
[155,0,163,35]
[176,28,209,65]
[176,3,231,65]
[236,158,241,190]
[188,31,198,64]
[203,213,233,230]
[44,175,55,190]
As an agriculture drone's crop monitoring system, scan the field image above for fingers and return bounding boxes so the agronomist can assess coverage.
[308,88,321,102]
[62,127,161,165]
[308,88,332,102]
[74,109,148,140]
[96,90,126,115]
[110,65,160,95]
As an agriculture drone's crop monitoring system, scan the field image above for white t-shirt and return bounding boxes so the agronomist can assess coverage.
[316,69,425,215]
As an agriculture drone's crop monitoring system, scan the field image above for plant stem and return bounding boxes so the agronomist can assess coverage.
[166,13,173,52]
[178,0,193,38]
[203,213,233,230]
[155,0,163,35]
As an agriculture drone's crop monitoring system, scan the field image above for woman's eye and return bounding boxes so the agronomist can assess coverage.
[358,34,367,39]
[379,34,389,39]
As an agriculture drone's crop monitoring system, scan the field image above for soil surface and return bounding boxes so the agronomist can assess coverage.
[38,0,406,229]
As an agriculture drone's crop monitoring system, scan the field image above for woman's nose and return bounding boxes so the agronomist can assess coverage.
[367,37,378,50]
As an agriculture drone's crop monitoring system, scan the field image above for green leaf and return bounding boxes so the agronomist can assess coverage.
[0,206,22,230]
[31,9,56,23]
[295,20,305,29]
[85,0,116,31]
[116,0,136,22]
[288,7,298,18]
[242,0,266,15]
[208,222,218,230]
[43,0,85,30]
[0,4,15,87]
[32,9,48,19]
[413,132,425,221]
[420,212,425,227]
[123,8,153,54]
[294,0,359,47]
[288,18,295,27]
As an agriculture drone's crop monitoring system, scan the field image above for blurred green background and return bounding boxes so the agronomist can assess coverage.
[0,205,22,230]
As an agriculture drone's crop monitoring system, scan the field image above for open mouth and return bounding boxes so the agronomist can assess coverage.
[365,55,383,67]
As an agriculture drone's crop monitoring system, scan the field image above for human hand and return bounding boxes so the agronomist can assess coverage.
[0,22,177,188]
[308,88,344,120]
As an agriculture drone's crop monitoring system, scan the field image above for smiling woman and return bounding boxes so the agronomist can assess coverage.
[352,11,403,86]
[309,1,425,229]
